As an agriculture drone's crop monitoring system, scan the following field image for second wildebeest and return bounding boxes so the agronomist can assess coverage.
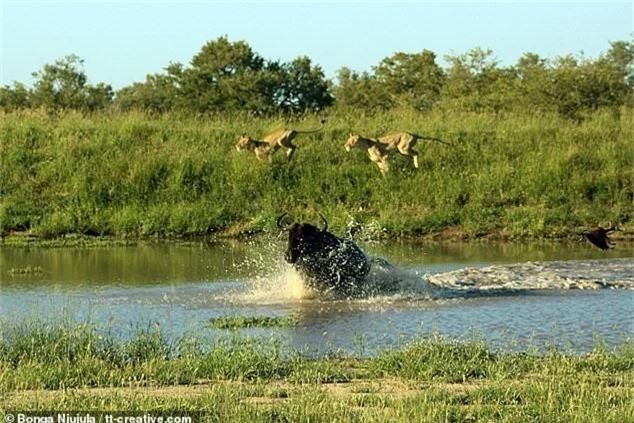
[277,213,371,296]
[581,223,620,250]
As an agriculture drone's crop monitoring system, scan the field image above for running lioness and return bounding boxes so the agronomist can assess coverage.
[345,134,391,175]
[236,119,326,161]
[375,131,451,169]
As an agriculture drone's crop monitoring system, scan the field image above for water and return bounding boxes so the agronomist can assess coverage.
[1,239,632,356]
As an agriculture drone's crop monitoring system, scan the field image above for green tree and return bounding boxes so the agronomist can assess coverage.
[178,36,274,113]
[333,67,391,113]
[510,42,633,117]
[513,52,552,111]
[275,56,333,113]
[441,47,508,112]
[29,54,113,111]
[85,83,114,111]
[115,65,181,113]
[596,40,634,107]
[374,50,445,110]
[547,54,616,120]
[0,82,30,111]
[138,36,334,115]
[30,55,87,110]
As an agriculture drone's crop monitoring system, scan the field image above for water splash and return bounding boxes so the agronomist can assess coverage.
[345,215,386,243]
[230,253,438,305]
[229,239,319,303]
[230,236,633,304]
[241,264,318,302]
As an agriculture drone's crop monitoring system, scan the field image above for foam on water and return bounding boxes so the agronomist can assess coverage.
[426,258,634,292]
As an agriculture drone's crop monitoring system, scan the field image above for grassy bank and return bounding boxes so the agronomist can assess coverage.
[1,108,632,241]
[1,320,632,421]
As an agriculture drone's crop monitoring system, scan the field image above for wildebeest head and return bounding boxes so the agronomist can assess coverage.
[277,213,329,264]
[277,213,371,295]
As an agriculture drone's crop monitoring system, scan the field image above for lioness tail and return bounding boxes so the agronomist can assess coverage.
[413,133,452,146]
[296,119,327,134]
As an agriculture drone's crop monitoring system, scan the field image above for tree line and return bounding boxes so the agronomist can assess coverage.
[1,36,632,120]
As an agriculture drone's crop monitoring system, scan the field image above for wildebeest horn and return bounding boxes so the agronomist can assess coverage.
[276,213,292,231]
[318,213,328,232]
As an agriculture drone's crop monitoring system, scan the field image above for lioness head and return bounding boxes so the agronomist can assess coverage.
[345,134,361,152]
[235,134,253,151]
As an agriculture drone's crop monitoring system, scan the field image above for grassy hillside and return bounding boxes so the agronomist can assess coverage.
[1,108,632,240]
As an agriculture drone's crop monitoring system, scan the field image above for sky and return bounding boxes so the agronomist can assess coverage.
[1,1,632,90]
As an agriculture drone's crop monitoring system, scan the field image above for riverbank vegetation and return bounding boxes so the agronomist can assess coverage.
[1,319,632,421]
[1,108,632,241]
[1,37,632,241]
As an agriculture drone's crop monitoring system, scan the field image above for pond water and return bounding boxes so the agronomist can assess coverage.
[1,239,632,356]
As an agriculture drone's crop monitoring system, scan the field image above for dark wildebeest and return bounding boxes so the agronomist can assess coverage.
[582,223,620,250]
[277,213,371,296]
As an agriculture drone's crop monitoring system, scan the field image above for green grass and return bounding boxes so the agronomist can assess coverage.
[1,108,632,241]
[209,315,299,329]
[1,319,632,421]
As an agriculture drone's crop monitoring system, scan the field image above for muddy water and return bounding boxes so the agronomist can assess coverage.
[1,240,632,355]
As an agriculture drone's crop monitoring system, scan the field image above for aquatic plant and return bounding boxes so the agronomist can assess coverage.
[209,315,299,329]
[7,265,43,274]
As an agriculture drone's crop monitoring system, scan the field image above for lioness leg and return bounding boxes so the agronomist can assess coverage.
[398,146,419,169]
[254,147,269,161]
[367,146,389,174]
[268,144,281,159]
[377,159,390,175]
[370,152,389,175]
[285,144,297,161]
[277,133,298,161]
[411,150,419,168]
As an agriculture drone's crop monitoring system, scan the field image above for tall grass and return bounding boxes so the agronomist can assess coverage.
[1,108,631,240]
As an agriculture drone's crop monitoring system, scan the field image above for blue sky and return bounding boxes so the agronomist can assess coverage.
[1,1,632,89]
